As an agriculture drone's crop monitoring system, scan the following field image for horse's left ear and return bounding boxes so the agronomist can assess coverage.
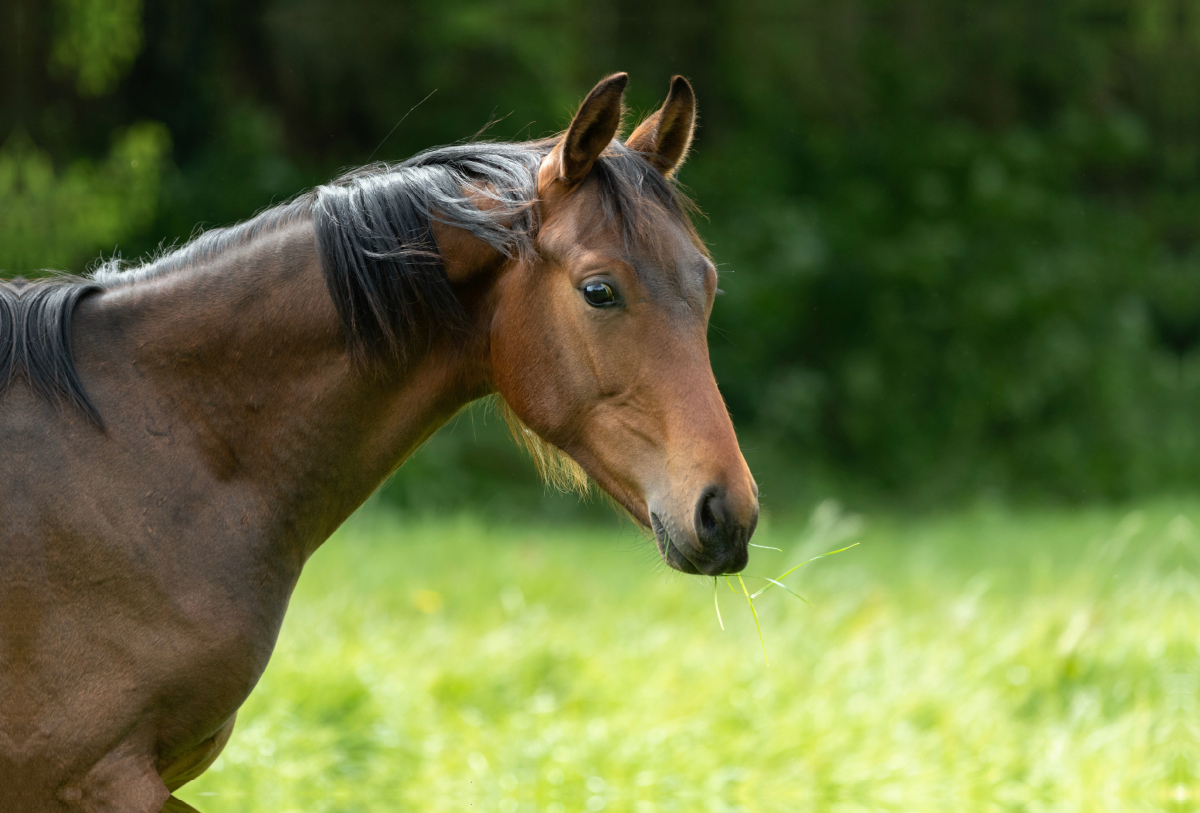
[626,76,696,178]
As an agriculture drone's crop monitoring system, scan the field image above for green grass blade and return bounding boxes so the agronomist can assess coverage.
[739,574,775,598]
[757,542,862,597]
[812,542,861,558]
[749,543,783,551]
[713,578,724,630]
[754,577,812,605]
[780,542,860,578]
[737,574,768,666]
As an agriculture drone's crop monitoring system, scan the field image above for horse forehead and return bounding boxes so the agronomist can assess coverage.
[538,203,620,256]
[540,198,705,287]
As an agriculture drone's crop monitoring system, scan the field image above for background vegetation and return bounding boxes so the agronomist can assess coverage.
[4,0,1197,507]
[6,4,1199,810]
[172,503,1199,812]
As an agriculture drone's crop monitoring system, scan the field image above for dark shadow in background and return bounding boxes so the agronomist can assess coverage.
[2,0,1197,510]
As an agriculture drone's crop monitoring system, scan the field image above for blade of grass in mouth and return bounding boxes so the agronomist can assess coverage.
[737,574,768,666]
[751,577,812,604]
[712,542,860,664]
[753,543,861,598]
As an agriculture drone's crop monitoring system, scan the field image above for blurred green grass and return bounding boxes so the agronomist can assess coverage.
[177,501,1199,813]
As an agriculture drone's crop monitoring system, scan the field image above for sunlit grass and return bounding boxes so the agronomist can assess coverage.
[177,501,1199,813]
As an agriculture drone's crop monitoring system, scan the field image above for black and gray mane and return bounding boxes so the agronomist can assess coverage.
[0,279,102,421]
[311,138,690,362]
[1,138,690,421]
[313,142,545,362]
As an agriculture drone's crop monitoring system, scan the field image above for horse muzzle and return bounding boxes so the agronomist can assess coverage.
[650,481,758,576]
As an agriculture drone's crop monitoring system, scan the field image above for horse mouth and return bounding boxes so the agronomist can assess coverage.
[651,513,701,575]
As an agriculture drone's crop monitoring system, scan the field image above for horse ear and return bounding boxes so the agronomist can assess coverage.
[626,75,696,177]
[544,73,628,188]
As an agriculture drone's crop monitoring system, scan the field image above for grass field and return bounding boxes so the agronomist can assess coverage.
[176,500,1199,813]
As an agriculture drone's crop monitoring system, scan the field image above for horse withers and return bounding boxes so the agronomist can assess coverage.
[0,74,758,811]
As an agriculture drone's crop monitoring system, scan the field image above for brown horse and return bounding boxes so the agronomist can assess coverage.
[0,74,757,812]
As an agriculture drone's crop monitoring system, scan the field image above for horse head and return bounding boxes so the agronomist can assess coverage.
[489,74,759,575]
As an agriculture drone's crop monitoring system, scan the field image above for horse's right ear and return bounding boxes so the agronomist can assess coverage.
[540,73,628,191]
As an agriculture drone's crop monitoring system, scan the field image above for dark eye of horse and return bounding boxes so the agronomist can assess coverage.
[582,281,619,308]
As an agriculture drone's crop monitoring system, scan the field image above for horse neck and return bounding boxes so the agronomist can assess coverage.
[75,215,497,551]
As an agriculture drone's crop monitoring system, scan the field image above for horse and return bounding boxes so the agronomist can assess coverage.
[0,73,758,812]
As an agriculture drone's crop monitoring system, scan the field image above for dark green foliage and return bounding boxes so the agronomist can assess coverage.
[3,0,1196,502]
[695,4,1199,500]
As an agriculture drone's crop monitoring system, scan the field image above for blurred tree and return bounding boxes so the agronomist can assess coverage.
[0,0,169,273]
[51,0,145,96]
[0,124,167,271]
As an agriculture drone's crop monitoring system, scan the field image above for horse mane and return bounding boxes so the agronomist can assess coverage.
[312,142,545,364]
[0,136,697,428]
[0,279,102,422]
[311,138,698,364]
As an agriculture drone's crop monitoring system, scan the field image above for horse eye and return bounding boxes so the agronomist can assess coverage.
[582,281,619,308]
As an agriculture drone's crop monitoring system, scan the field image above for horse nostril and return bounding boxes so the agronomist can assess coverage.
[695,486,725,544]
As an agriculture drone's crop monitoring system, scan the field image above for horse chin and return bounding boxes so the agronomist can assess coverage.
[651,513,703,575]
